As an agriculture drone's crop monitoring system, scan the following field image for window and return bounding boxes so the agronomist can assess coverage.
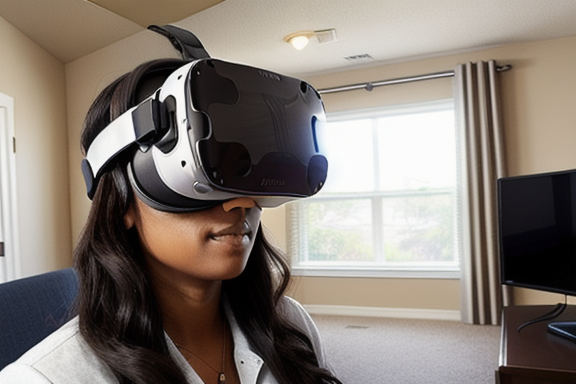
[288,100,461,278]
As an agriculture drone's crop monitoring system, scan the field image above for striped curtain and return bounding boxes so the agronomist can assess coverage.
[454,61,507,325]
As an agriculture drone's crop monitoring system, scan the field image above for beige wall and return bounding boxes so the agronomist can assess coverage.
[0,17,72,277]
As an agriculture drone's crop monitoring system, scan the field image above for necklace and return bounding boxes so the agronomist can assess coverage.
[175,319,229,384]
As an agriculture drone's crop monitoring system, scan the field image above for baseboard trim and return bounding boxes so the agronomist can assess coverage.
[303,304,461,321]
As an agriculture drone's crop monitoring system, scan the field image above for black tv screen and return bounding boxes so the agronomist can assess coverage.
[498,169,576,296]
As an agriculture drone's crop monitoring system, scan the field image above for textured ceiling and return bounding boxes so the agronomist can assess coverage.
[1,0,576,75]
[86,0,223,27]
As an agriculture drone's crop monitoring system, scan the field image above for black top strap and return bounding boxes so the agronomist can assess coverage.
[148,25,210,60]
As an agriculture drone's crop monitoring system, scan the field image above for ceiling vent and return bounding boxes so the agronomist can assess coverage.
[315,29,338,45]
[343,53,374,62]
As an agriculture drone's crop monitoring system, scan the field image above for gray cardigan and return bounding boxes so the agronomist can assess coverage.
[0,297,327,384]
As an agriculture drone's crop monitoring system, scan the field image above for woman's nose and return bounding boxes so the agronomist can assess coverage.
[222,198,258,212]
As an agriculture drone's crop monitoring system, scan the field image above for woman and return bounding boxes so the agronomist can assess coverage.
[0,58,341,384]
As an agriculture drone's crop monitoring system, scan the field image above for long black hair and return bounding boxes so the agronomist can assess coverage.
[74,58,341,384]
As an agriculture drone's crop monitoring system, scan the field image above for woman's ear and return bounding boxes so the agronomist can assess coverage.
[123,204,136,229]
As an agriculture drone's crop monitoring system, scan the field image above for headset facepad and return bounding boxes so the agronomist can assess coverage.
[81,27,328,212]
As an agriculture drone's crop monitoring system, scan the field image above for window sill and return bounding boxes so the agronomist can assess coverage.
[291,266,460,279]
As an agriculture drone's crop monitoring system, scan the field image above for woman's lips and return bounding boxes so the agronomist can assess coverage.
[209,222,251,245]
[210,233,250,246]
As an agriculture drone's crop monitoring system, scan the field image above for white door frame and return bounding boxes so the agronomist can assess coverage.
[0,92,21,283]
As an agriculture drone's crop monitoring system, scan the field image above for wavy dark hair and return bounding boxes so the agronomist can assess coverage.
[74,58,341,384]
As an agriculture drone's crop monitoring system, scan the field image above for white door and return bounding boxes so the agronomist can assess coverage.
[0,92,20,283]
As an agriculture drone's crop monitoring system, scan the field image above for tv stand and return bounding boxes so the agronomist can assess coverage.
[497,305,576,384]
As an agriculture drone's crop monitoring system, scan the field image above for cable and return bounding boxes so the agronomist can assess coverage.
[517,295,568,333]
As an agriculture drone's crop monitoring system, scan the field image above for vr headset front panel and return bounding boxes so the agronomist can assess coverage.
[85,59,328,211]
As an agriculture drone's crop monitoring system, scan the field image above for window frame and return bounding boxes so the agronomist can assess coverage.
[287,99,461,279]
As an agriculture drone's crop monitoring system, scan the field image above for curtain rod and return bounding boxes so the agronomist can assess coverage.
[317,64,512,95]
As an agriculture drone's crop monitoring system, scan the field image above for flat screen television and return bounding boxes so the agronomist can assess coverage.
[498,169,576,341]
[498,169,576,296]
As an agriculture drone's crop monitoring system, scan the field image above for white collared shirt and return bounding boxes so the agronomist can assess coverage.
[0,296,328,384]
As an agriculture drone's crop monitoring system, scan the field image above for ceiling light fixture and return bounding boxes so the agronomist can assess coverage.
[284,29,337,51]
[284,31,314,50]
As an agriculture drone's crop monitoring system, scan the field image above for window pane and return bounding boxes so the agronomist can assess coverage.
[319,119,374,193]
[381,192,456,263]
[299,199,374,263]
[377,110,455,191]
[290,100,460,274]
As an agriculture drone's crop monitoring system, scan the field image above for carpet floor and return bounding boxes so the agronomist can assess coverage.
[311,314,501,384]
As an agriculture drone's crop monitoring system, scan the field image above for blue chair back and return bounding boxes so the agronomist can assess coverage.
[0,268,78,370]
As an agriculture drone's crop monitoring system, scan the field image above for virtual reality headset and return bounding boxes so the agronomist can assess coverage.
[81,57,328,212]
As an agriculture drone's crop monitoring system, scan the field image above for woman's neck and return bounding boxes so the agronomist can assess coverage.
[150,267,225,346]
[155,275,239,384]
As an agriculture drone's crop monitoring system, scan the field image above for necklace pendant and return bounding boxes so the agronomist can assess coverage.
[218,372,226,384]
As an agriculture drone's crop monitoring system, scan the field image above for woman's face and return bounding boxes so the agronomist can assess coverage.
[124,197,262,284]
